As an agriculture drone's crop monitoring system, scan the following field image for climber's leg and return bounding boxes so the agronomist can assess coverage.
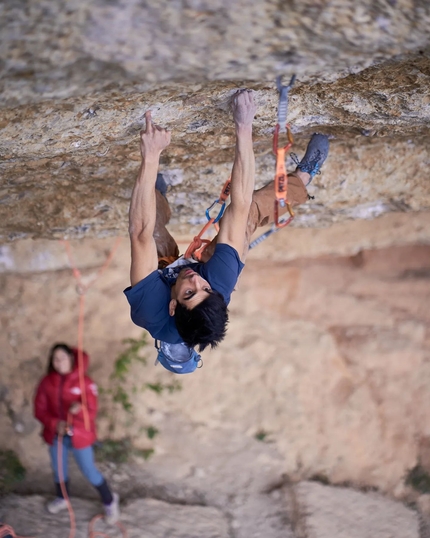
[153,174,180,263]
[200,133,329,261]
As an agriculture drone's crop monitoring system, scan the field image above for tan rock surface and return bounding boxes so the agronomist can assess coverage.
[0,1,429,240]
[291,481,419,538]
[1,224,429,495]
[1,1,429,105]
[0,495,230,538]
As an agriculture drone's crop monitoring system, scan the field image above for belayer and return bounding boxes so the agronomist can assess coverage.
[124,89,329,371]
[34,343,120,523]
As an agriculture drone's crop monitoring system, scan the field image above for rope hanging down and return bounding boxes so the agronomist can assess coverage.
[61,238,122,431]
[58,426,128,538]
[61,237,127,538]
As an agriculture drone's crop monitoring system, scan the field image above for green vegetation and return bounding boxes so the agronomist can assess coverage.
[310,474,330,486]
[94,438,155,464]
[146,426,159,440]
[0,449,26,494]
[99,333,181,462]
[406,464,430,494]
[255,429,269,442]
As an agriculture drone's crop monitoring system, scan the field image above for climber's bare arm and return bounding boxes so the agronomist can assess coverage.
[129,111,171,286]
[217,90,256,260]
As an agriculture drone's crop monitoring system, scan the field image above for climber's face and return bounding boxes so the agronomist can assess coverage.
[169,268,212,312]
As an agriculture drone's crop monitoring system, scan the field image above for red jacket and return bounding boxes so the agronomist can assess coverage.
[34,348,98,449]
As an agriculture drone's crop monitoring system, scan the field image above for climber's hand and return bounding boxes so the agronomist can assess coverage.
[140,111,171,160]
[231,89,256,128]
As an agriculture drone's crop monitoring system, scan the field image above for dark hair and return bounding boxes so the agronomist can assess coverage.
[174,290,228,352]
[47,343,74,374]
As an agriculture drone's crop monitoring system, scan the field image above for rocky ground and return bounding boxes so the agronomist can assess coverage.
[0,426,424,538]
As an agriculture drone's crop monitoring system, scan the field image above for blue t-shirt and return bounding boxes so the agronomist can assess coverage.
[124,243,244,343]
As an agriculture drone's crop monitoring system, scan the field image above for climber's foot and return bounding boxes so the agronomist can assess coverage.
[295,133,329,186]
[155,173,168,198]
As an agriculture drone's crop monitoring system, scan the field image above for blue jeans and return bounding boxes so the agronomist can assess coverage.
[49,435,104,487]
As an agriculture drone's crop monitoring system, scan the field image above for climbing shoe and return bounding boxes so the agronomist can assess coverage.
[155,172,168,198]
[294,133,329,184]
[104,492,120,525]
[46,497,68,514]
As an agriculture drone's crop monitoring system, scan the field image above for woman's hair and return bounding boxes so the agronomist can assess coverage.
[47,343,74,374]
[174,290,228,352]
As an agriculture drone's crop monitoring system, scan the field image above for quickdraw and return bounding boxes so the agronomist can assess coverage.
[184,178,231,260]
[273,74,296,229]
[250,75,297,249]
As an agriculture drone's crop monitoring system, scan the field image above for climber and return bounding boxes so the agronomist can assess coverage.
[34,343,120,524]
[124,89,329,352]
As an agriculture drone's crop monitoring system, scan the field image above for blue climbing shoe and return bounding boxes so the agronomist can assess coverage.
[155,173,168,198]
[294,133,329,184]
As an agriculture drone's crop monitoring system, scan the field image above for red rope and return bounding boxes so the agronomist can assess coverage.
[61,237,122,430]
[59,237,127,537]
[88,515,128,538]
[57,429,127,538]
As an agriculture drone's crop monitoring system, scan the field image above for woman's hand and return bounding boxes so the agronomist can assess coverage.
[57,420,67,435]
[69,402,82,415]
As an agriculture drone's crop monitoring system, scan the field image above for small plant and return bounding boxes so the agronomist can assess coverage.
[95,438,155,464]
[104,333,181,424]
[100,332,182,460]
[135,448,154,460]
[0,449,26,494]
[145,380,181,394]
[102,333,150,433]
[146,426,159,440]
[310,474,330,486]
[255,430,269,442]
[406,464,430,494]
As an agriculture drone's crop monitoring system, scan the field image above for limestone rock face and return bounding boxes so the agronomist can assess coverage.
[1,228,430,496]
[0,0,430,240]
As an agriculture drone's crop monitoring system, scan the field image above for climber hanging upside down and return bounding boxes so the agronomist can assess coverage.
[124,89,329,364]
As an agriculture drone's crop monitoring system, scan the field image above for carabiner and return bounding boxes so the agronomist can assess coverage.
[205,199,226,223]
[274,200,295,229]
